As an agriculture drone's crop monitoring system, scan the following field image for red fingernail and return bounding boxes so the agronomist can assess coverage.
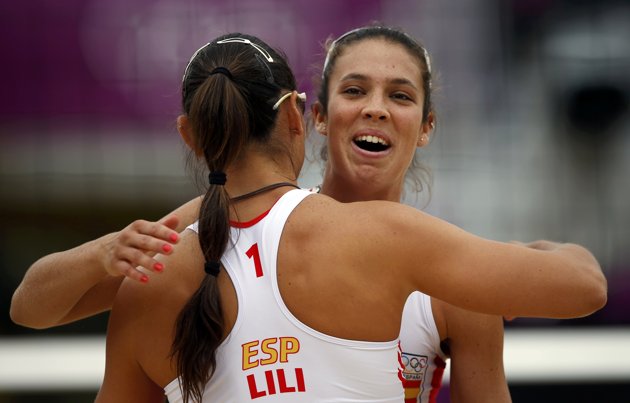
[140,275,149,283]
[162,244,172,253]
[154,262,164,272]
[169,233,179,243]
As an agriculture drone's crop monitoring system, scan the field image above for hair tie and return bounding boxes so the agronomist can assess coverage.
[204,261,221,277]
[208,171,227,185]
[209,66,233,80]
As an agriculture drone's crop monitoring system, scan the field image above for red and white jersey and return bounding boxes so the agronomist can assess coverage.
[399,293,447,403]
[164,189,404,402]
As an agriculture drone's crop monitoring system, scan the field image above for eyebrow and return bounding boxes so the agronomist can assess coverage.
[340,73,419,90]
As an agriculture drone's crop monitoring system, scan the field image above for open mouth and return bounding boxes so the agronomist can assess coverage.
[353,135,390,152]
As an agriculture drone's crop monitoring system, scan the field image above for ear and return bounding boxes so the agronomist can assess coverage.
[285,91,306,137]
[311,102,328,136]
[416,112,435,148]
[177,115,202,156]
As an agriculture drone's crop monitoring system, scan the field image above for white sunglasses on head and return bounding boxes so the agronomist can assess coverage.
[272,91,307,110]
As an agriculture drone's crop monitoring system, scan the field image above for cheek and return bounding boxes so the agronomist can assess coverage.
[394,111,422,138]
[327,99,360,126]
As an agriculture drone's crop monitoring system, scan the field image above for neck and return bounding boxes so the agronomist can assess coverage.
[319,168,403,203]
[224,152,298,198]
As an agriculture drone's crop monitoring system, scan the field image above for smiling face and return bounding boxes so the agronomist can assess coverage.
[315,38,433,202]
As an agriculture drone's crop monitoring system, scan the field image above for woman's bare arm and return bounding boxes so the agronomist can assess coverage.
[392,203,606,318]
[10,196,202,329]
[435,299,511,403]
[322,197,607,319]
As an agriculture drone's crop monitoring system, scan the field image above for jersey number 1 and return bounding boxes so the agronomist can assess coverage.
[246,243,264,278]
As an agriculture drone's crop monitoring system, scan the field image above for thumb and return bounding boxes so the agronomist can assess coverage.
[159,215,180,231]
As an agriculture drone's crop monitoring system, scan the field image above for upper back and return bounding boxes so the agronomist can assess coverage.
[164,189,405,402]
[278,192,415,341]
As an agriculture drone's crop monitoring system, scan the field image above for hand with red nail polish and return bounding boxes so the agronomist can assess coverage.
[101,214,182,283]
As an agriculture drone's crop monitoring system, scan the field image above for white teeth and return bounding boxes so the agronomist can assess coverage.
[355,135,389,146]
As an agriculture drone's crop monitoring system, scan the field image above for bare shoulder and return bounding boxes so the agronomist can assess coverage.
[294,194,427,237]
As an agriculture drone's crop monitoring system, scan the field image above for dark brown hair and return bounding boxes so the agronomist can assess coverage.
[173,33,298,402]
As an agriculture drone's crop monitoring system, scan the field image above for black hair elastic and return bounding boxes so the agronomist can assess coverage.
[208,171,227,185]
[204,261,221,277]
[209,66,233,80]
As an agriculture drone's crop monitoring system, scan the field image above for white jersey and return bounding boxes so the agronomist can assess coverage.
[399,292,447,403]
[165,189,405,402]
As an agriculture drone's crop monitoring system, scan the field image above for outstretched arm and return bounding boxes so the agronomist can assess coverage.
[394,205,607,318]
[324,197,607,319]
[10,196,202,329]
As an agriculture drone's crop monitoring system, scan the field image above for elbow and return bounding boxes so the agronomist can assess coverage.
[9,296,29,328]
[575,265,608,317]
[10,311,51,330]
[9,291,50,330]
[9,290,25,326]
[586,272,608,314]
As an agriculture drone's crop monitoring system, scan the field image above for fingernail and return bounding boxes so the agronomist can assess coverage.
[154,262,164,272]
[169,233,179,243]
[162,244,173,253]
[140,275,149,283]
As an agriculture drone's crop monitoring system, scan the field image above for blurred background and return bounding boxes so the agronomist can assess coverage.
[1,0,629,401]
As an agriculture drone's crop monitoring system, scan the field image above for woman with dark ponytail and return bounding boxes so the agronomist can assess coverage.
[93,32,604,402]
[172,34,303,402]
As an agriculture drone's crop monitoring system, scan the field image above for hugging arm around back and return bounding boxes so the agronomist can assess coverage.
[10,196,202,329]
[312,195,606,319]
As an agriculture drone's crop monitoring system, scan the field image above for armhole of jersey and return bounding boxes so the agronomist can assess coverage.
[265,190,399,348]
[424,294,446,359]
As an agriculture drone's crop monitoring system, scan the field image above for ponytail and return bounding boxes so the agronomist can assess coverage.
[171,33,298,402]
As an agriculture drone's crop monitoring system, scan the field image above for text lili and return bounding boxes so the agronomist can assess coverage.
[242,336,306,399]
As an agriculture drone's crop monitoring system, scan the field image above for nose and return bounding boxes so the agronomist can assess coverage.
[362,95,389,121]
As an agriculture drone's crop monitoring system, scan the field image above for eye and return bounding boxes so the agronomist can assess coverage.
[342,87,363,96]
[392,92,414,102]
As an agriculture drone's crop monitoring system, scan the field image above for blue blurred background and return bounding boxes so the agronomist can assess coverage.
[1,0,629,401]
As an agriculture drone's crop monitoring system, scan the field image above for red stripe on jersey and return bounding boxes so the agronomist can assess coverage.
[230,209,271,228]
[397,341,406,382]
[428,355,446,403]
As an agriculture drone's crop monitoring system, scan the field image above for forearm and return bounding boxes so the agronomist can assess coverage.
[10,234,116,329]
[10,199,199,329]
[445,304,511,403]
[526,241,607,317]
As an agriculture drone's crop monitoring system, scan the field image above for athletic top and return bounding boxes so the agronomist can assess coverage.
[309,186,447,403]
[164,189,405,402]
[399,293,447,403]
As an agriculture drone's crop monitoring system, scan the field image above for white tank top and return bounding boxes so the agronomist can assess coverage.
[164,189,404,402]
[399,292,447,403]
